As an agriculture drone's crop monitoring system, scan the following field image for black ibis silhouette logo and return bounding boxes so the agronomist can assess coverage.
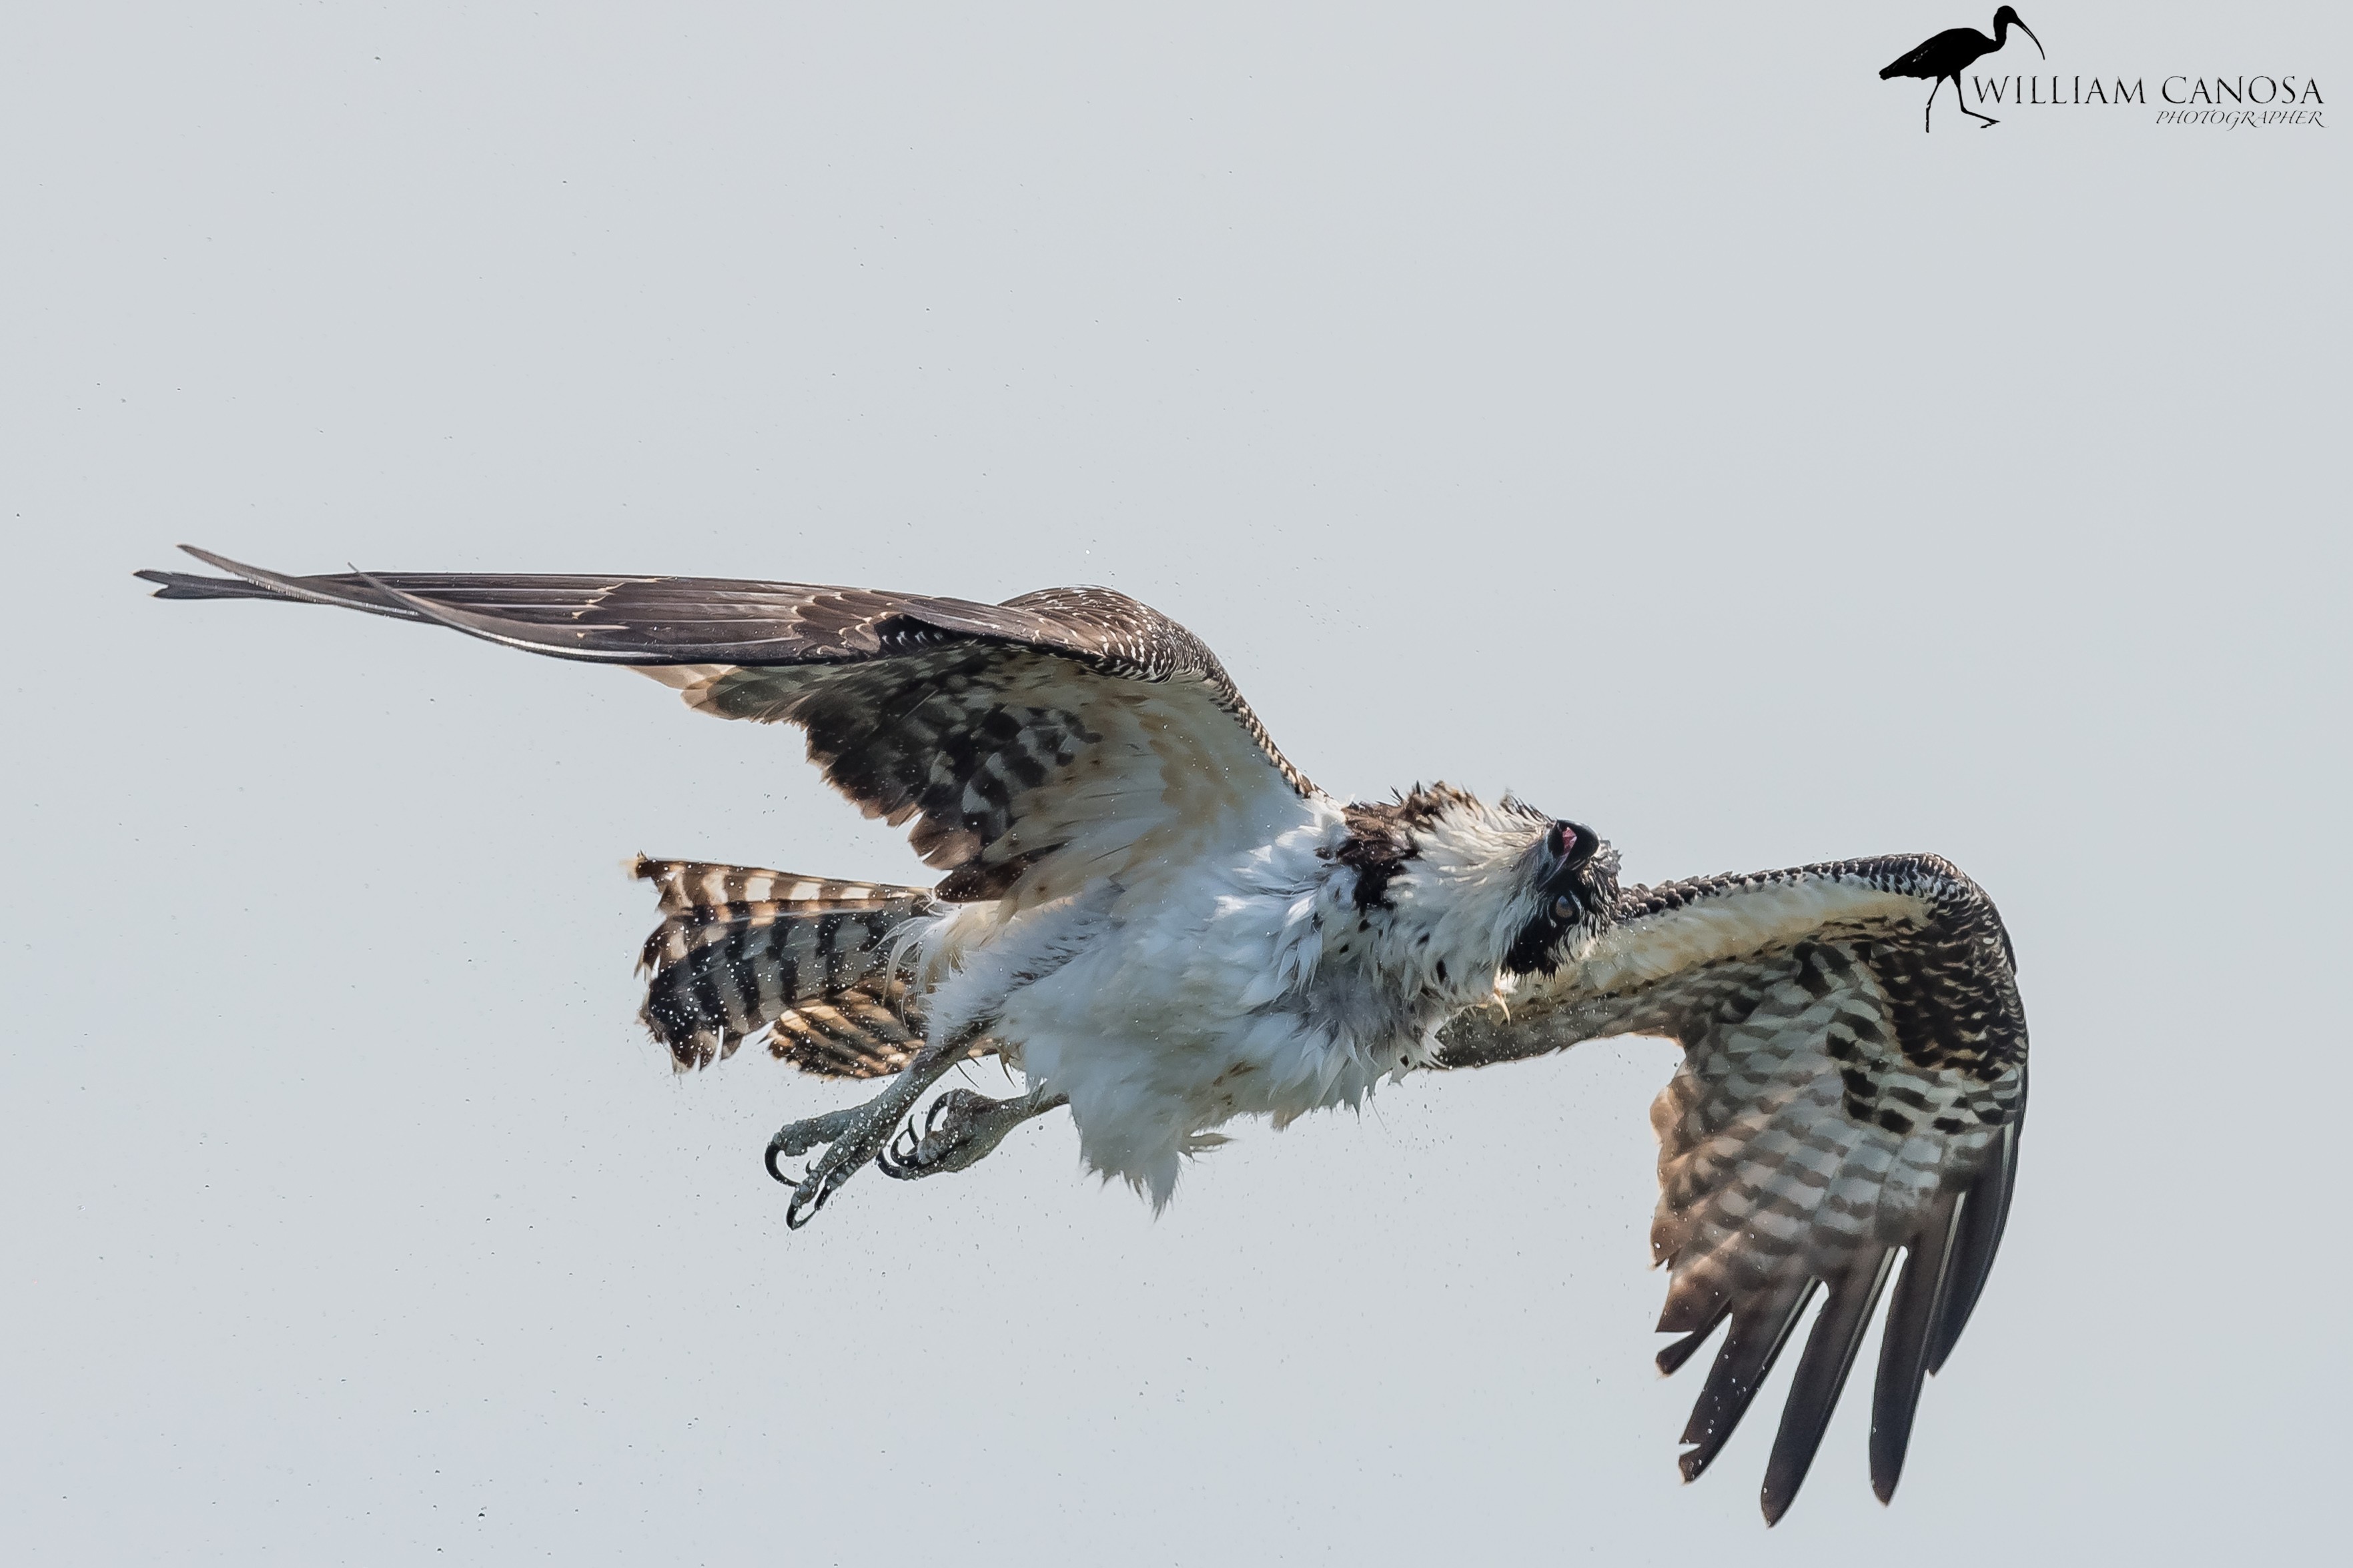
[1881,7,2046,131]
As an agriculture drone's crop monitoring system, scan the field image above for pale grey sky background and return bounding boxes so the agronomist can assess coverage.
[4,3,2346,1562]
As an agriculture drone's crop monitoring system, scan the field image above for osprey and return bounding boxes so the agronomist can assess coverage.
[141,547,2027,1523]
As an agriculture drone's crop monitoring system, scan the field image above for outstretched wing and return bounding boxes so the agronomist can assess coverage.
[141,548,1316,907]
[1436,855,2026,1523]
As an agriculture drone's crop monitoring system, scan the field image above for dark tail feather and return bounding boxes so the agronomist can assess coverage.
[630,856,941,1077]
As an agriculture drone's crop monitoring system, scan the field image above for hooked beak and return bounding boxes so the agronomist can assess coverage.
[1550,820,1598,875]
[1540,821,1599,912]
[2017,21,2044,59]
[1504,820,1610,976]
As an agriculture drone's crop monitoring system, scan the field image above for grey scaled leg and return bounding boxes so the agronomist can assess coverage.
[876,1084,1069,1181]
[766,1024,985,1228]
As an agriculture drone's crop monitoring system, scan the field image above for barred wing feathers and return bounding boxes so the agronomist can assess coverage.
[1437,855,2026,1522]
[141,548,1314,908]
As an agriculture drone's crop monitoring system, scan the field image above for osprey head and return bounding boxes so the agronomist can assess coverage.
[1500,817,1620,976]
[1332,786,1618,992]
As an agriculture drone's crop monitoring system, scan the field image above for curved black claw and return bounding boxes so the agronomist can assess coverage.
[764,1137,799,1187]
[875,1116,923,1179]
[877,1088,1065,1182]
[883,1091,968,1175]
[875,1089,973,1181]
[759,1030,994,1228]
[763,1103,887,1222]
[785,1161,859,1229]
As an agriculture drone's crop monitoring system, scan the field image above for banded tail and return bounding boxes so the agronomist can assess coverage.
[630,857,941,1078]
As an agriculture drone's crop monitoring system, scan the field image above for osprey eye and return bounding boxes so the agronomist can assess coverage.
[1552,894,1578,922]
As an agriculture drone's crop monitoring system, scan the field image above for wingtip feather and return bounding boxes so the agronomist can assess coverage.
[348,565,652,663]
[1928,1113,2023,1374]
[1869,1191,1963,1505]
[1673,1283,1816,1487]
[1655,1301,1730,1377]
[1757,1252,1894,1525]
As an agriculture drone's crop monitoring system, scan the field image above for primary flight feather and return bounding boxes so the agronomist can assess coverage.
[141,546,2028,1522]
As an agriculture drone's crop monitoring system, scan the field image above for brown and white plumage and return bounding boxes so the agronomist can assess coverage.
[1438,856,2026,1521]
[141,547,2029,1522]
[141,547,1310,908]
[630,858,939,1076]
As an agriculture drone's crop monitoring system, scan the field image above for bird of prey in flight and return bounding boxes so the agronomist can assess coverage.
[140,546,2027,1523]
